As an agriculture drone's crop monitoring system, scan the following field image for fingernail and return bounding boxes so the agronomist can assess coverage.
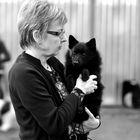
[96,116,100,119]
[85,107,88,110]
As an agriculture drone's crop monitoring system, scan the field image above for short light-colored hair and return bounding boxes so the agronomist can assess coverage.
[17,0,67,49]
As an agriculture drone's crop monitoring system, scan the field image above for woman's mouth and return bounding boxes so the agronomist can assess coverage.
[58,45,62,50]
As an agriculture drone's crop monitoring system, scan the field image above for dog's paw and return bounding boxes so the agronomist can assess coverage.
[82,69,89,81]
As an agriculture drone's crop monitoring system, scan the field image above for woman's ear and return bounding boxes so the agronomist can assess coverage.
[32,30,41,43]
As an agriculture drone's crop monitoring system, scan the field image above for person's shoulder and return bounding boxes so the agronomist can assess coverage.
[9,58,39,85]
[9,54,34,76]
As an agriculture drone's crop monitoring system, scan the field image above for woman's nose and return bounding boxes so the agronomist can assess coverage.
[60,33,68,43]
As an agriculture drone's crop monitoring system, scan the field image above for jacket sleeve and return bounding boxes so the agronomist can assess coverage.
[10,63,81,136]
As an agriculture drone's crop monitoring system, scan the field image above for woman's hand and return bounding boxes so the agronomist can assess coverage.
[75,74,97,94]
[82,107,100,133]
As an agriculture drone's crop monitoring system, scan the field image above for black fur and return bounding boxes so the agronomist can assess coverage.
[122,80,140,108]
[65,35,104,123]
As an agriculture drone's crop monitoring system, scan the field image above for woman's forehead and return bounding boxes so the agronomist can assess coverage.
[48,20,64,30]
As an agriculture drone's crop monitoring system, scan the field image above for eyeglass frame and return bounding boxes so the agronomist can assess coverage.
[47,29,65,37]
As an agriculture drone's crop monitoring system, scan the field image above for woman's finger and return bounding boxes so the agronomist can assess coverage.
[85,107,94,119]
[89,75,97,80]
[96,115,100,119]
[78,74,82,79]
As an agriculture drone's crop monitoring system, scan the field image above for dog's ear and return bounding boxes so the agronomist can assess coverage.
[86,38,96,50]
[69,35,78,49]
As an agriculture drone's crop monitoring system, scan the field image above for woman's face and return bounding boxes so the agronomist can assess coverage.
[39,20,67,57]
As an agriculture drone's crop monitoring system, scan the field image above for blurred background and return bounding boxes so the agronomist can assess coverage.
[0,0,140,140]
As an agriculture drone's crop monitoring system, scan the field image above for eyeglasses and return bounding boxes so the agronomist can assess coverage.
[47,29,65,37]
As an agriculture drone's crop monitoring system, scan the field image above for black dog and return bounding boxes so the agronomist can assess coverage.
[65,35,104,123]
[122,80,140,108]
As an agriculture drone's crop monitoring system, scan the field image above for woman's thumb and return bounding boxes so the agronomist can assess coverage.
[85,107,94,118]
[78,74,82,79]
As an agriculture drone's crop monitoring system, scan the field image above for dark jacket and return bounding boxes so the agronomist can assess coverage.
[8,52,81,140]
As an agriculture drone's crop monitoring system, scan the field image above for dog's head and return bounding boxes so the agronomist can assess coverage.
[68,35,97,66]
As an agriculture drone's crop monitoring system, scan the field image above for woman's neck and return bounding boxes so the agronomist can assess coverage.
[25,48,52,71]
[25,47,48,60]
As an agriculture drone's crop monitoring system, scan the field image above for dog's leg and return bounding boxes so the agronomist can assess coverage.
[82,69,89,81]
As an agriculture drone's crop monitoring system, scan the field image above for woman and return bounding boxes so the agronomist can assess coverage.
[8,0,100,140]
